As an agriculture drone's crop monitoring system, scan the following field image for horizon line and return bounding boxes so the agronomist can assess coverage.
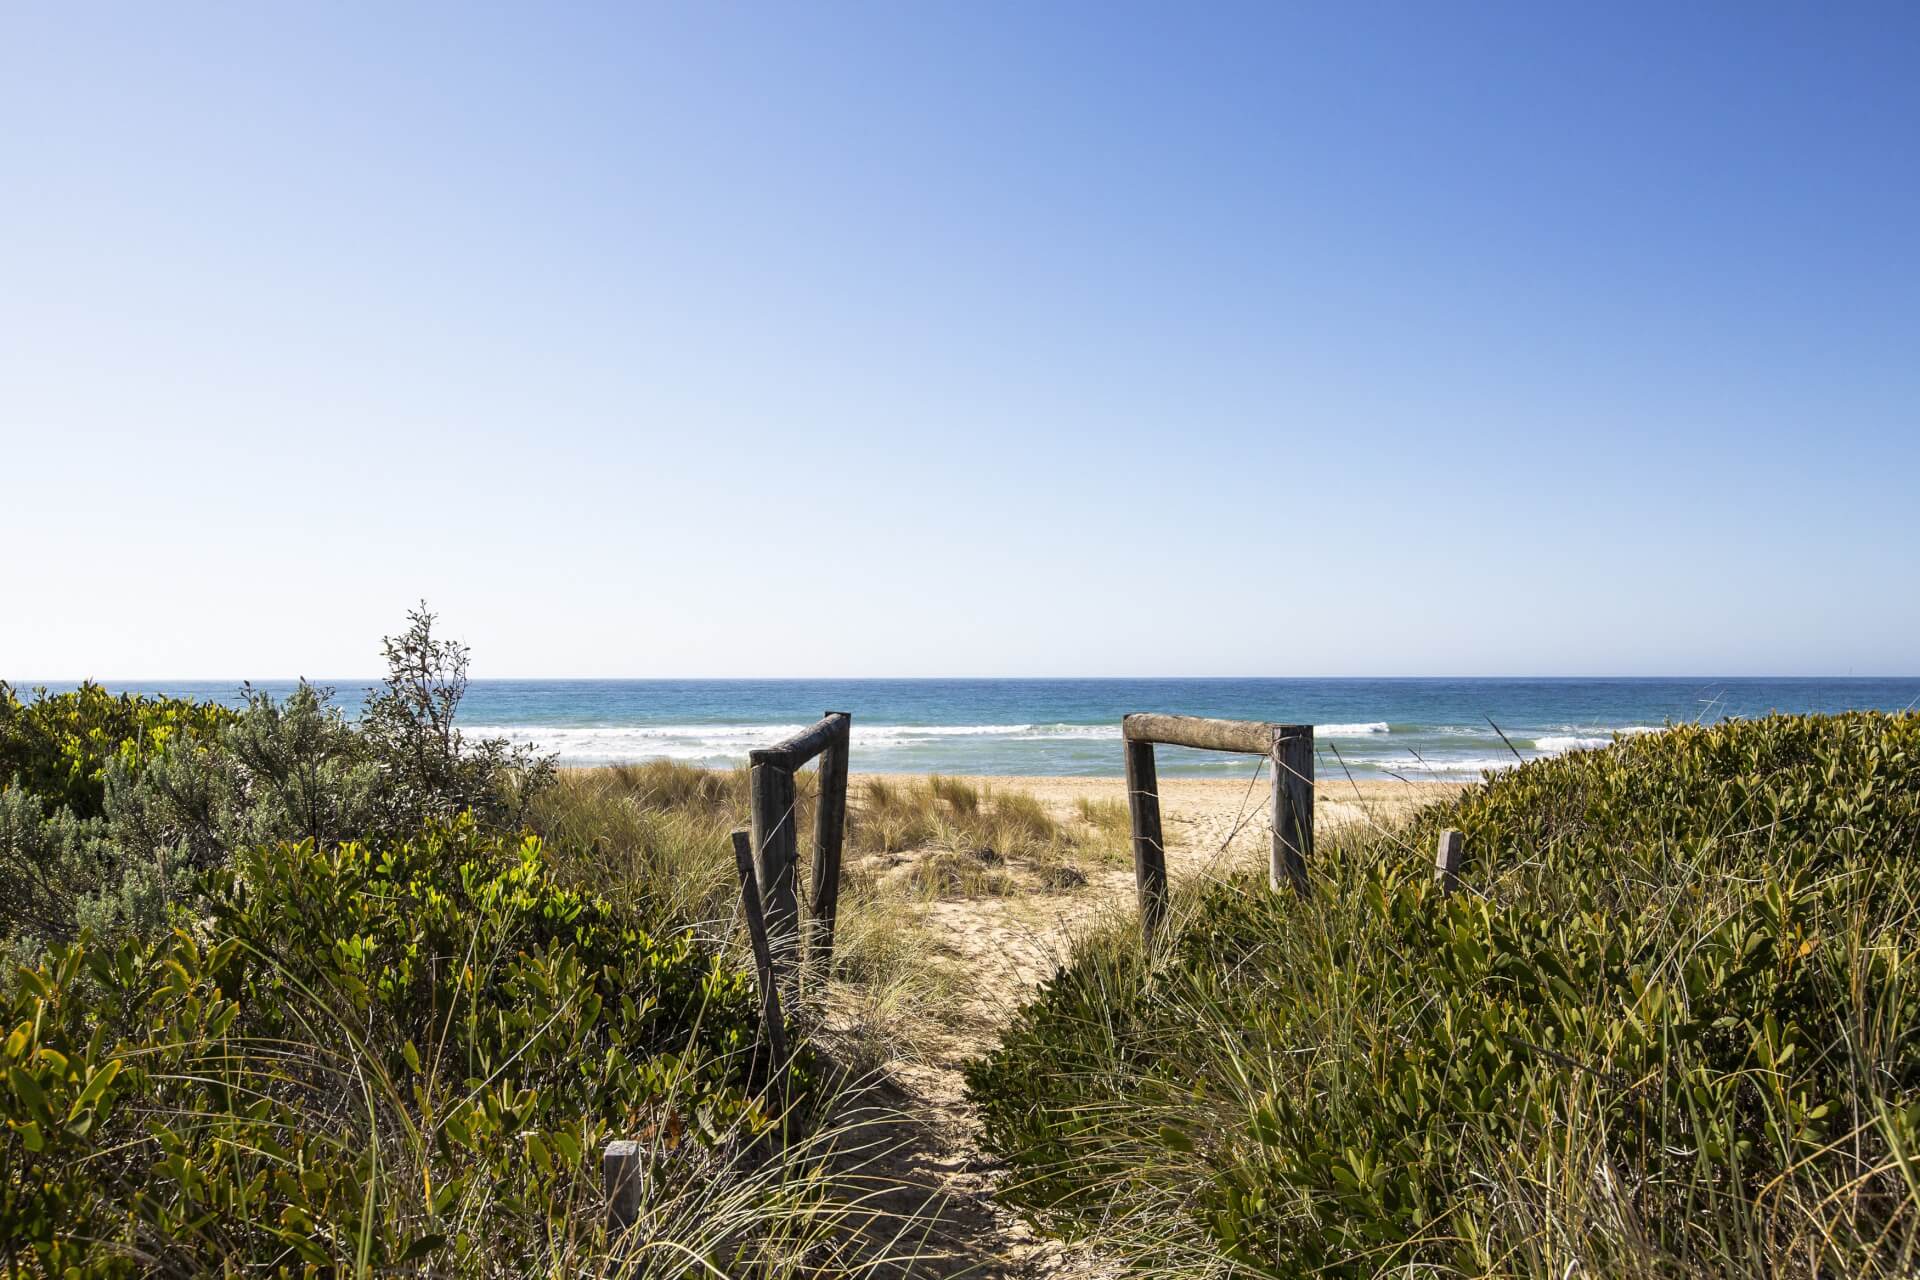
[12,673,1917,685]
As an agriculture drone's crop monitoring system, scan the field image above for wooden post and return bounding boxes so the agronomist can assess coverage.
[748,753,800,979]
[604,1139,643,1231]
[1269,726,1313,893]
[1125,738,1168,941]
[1434,828,1464,895]
[808,712,851,971]
[731,829,790,1064]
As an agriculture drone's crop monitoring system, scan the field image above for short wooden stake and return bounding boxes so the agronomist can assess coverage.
[808,711,851,970]
[1434,828,1464,895]
[604,1139,643,1231]
[731,828,790,1065]
[1269,727,1314,894]
[1125,738,1168,941]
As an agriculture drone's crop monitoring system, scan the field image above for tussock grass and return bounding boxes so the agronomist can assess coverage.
[530,765,1039,1067]
[1074,794,1131,835]
[531,765,747,933]
[818,890,965,1074]
[902,849,1019,899]
[852,775,1124,887]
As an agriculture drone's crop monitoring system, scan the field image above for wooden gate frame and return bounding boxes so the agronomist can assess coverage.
[1123,713,1314,940]
[745,712,853,981]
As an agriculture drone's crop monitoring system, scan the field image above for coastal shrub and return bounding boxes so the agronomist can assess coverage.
[0,610,555,962]
[0,681,231,820]
[966,712,1920,1278]
[357,602,555,838]
[0,683,388,960]
[1,816,799,1275]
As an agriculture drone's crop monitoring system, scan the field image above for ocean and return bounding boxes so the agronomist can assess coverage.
[37,677,1920,781]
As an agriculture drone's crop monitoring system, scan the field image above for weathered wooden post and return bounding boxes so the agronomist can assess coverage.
[1124,735,1167,942]
[747,750,800,978]
[731,828,789,1064]
[808,711,852,969]
[1433,828,1464,895]
[604,1139,643,1231]
[747,713,853,984]
[1270,725,1314,894]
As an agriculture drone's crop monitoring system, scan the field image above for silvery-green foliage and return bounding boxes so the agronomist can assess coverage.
[0,786,105,956]
[357,602,554,837]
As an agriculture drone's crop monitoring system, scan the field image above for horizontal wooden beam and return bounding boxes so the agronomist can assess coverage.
[1122,713,1310,756]
[749,711,853,770]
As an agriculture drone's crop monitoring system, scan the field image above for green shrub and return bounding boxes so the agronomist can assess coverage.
[1,609,555,962]
[967,712,1920,1278]
[356,603,555,839]
[1,816,798,1275]
[0,681,231,821]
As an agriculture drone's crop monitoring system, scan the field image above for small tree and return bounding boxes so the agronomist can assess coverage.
[359,603,553,835]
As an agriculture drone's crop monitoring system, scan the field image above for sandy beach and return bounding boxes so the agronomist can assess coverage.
[854,771,1460,865]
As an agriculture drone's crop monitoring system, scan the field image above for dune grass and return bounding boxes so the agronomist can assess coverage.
[857,775,1124,897]
[966,712,1920,1279]
[530,760,757,932]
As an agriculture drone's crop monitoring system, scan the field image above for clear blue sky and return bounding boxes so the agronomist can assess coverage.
[3,3,1915,678]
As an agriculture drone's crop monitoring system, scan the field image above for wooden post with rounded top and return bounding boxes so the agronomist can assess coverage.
[808,711,852,969]
[1269,726,1314,894]
[1124,736,1167,942]
[747,753,799,982]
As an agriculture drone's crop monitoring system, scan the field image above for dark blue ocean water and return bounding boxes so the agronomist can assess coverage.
[37,678,1920,780]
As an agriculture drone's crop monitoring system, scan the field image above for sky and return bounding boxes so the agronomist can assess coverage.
[2,3,1916,679]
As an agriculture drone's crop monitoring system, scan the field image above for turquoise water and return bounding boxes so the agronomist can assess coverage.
[45,678,1920,780]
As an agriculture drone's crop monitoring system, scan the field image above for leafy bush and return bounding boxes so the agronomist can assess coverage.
[357,603,554,838]
[0,609,554,962]
[967,712,1920,1278]
[1,817,798,1275]
[0,681,231,820]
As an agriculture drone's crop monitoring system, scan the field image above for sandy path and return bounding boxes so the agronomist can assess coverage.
[828,774,1460,1277]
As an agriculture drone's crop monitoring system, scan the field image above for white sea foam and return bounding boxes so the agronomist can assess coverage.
[1317,721,1390,736]
[460,720,1121,763]
[855,723,1119,743]
[1366,755,1519,779]
[1018,723,1122,739]
[1532,735,1611,753]
[462,723,803,762]
[855,723,1028,741]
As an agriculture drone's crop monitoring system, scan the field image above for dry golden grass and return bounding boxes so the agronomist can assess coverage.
[852,774,1125,890]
